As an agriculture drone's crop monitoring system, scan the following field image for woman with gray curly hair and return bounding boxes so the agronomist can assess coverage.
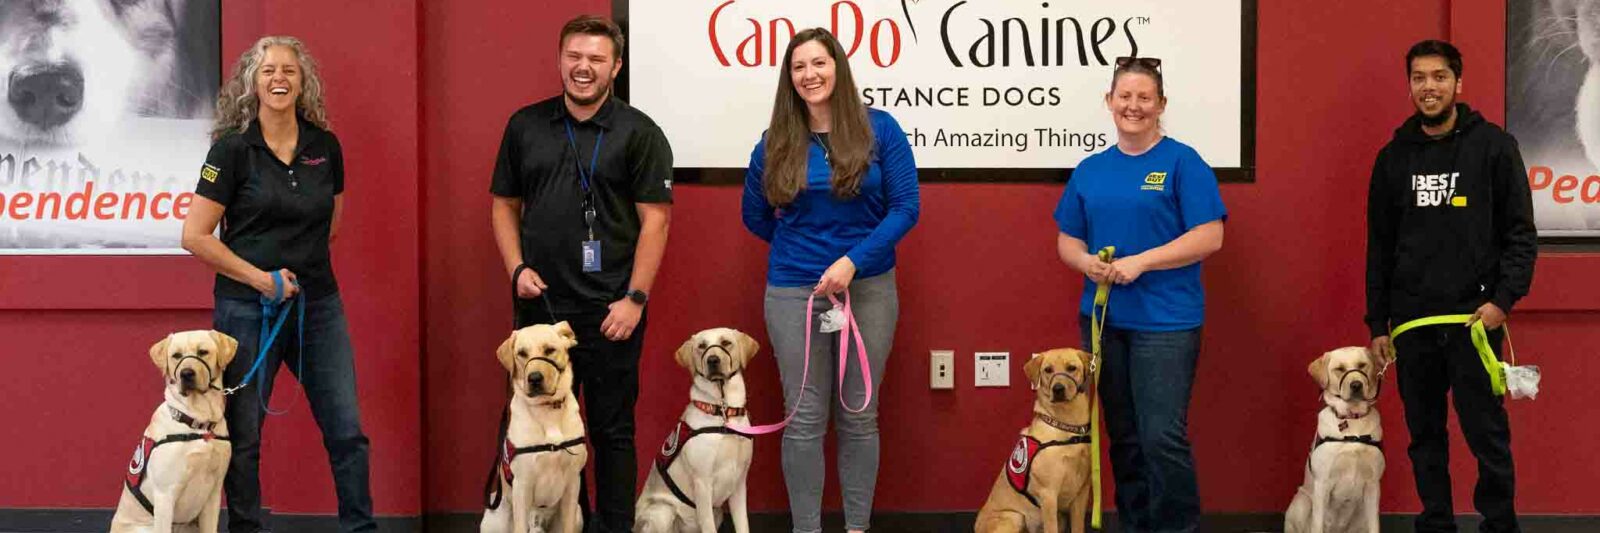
[180,36,374,533]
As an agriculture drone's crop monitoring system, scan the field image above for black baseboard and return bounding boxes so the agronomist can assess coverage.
[0,508,420,532]
[5,508,1596,532]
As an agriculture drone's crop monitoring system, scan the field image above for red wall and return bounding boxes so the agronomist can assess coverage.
[0,1,422,516]
[3,0,1597,521]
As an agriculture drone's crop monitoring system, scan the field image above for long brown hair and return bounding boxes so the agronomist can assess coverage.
[763,28,873,206]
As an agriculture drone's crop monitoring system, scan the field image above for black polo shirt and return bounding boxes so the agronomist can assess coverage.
[490,96,673,314]
[194,119,344,299]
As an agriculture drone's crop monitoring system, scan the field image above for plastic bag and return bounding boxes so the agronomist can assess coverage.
[1504,363,1541,400]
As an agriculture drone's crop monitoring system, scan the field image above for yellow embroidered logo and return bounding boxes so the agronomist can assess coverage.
[1451,196,1468,207]
[200,164,220,183]
[1141,172,1167,191]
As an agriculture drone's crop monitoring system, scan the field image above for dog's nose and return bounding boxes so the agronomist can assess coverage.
[1052,383,1066,394]
[1351,381,1365,392]
[528,373,545,392]
[707,355,722,372]
[8,64,85,128]
[179,368,197,382]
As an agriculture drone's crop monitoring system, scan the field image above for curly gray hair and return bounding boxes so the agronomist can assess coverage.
[211,36,329,142]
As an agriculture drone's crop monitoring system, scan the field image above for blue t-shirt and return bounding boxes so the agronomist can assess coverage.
[742,108,921,287]
[1054,137,1227,331]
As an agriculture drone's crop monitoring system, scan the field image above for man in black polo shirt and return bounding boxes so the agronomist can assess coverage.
[489,14,672,532]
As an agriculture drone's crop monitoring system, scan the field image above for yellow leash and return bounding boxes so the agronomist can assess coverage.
[1389,315,1514,396]
[1088,246,1114,529]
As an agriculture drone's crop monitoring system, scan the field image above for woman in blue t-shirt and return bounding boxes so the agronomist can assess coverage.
[1053,57,1227,533]
[741,28,920,533]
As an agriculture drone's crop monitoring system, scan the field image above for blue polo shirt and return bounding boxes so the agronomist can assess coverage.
[1054,137,1227,331]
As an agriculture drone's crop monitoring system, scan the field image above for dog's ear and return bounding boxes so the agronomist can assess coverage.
[497,331,518,372]
[149,335,172,377]
[1308,352,1329,389]
[675,336,696,370]
[1024,353,1044,385]
[553,321,577,349]
[209,330,239,371]
[734,330,760,369]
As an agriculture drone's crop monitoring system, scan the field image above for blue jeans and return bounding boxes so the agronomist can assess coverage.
[216,293,374,533]
[1081,317,1201,533]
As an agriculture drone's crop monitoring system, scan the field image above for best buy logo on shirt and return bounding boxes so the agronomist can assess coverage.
[200,164,220,183]
[1141,172,1167,191]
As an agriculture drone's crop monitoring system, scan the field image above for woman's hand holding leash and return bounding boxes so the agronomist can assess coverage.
[815,256,857,295]
[254,268,299,301]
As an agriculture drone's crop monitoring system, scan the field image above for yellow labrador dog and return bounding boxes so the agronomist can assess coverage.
[110,330,238,533]
[634,328,760,533]
[975,348,1095,533]
[481,322,587,533]
[1285,346,1385,533]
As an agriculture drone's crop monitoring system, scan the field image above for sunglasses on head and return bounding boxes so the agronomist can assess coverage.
[1114,56,1162,71]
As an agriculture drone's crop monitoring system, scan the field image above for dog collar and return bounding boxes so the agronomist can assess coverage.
[1036,413,1089,435]
[691,400,746,419]
[167,405,217,432]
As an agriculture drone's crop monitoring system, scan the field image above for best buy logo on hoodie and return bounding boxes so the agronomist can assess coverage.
[1412,172,1467,207]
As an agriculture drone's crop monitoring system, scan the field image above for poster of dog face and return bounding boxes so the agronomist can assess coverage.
[1508,0,1600,237]
[0,0,219,254]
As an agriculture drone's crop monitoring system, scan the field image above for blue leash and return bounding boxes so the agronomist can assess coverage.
[223,270,305,415]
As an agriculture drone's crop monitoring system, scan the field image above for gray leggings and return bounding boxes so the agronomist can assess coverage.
[763,270,898,533]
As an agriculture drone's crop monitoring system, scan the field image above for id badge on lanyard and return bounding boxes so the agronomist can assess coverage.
[566,119,604,273]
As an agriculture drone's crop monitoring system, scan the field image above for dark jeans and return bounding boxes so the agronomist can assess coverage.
[1081,317,1202,533]
[217,292,374,533]
[517,300,646,533]
[1395,325,1519,533]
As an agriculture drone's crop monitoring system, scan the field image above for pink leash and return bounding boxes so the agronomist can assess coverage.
[730,289,873,435]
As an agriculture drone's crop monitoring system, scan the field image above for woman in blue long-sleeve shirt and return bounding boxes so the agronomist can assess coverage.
[740,28,920,533]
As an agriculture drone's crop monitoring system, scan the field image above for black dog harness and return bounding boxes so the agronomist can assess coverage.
[484,435,587,511]
[654,402,755,509]
[124,406,229,515]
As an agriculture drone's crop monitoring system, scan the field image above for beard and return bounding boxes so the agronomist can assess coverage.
[563,69,613,107]
[1414,94,1456,128]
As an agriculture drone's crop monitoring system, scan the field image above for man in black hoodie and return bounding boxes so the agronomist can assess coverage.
[1366,40,1537,533]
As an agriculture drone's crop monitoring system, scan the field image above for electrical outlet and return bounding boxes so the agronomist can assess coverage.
[975,351,1010,387]
[930,350,954,389]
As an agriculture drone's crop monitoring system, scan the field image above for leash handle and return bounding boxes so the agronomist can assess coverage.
[224,273,301,396]
[1088,245,1114,530]
[511,263,558,327]
[730,289,874,434]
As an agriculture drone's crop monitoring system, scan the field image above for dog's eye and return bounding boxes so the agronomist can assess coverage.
[543,347,555,356]
[1357,362,1368,369]
[1067,365,1078,372]
[198,349,209,356]
[1044,366,1053,373]
[171,353,181,359]
[517,350,527,359]
[698,342,707,350]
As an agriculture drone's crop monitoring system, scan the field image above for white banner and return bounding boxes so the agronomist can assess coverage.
[1508,0,1600,237]
[0,0,219,254]
[627,0,1246,170]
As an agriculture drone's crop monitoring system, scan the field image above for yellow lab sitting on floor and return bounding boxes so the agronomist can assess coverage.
[481,322,588,533]
[110,330,238,533]
[975,348,1096,533]
[634,328,761,533]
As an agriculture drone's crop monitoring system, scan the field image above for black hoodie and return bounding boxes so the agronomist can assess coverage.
[1365,103,1537,338]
